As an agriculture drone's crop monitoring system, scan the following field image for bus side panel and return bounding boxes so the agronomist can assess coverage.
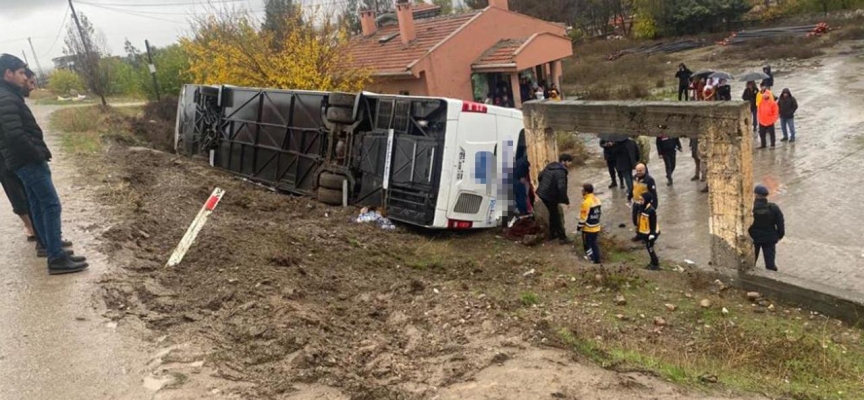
[446,112,499,228]
[429,118,460,229]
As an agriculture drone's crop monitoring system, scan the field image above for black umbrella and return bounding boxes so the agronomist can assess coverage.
[691,69,714,79]
[738,71,770,82]
[599,133,628,142]
[709,71,734,80]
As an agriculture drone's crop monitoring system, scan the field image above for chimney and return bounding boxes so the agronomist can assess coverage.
[396,0,416,45]
[489,0,509,11]
[360,9,378,37]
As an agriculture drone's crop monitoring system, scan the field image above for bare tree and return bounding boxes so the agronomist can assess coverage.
[63,12,110,106]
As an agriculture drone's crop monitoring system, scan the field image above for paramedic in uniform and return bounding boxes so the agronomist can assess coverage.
[577,183,602,264]
[637,192,661,270]
[628,163,657,242]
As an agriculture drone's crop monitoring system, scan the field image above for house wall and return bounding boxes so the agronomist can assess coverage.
[367,73,430,96]
[417,8,569,102]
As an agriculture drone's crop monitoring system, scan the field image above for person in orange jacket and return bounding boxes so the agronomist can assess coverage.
[757,89,779,149]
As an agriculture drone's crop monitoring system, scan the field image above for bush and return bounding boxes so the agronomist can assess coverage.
[128,97,179,152]
[48,69,86,95]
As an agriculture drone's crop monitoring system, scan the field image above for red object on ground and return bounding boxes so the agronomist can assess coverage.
[205,195,221,211]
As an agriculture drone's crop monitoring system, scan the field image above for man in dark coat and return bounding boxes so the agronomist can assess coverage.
[537,153,573,244]
[656,136,682,186]
[761,66,774,89]
[0,54,87,274]
[615,138,639,194]
[748,185,785,271]
[599,139,623,189]
[675,64,692,101]
[778,88,798,143]
[742,81,759,132]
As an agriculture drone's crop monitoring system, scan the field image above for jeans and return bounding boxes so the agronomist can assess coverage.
[781,117,796,140]
[542,198,566,241]
[758,124,776,148]
[15,162,64,260]
[755,242,777,271]
[661,151,677,180]
[582,232,600,263]
[750,108,758,132]
[618,170,633,194]
[678,84,689,101]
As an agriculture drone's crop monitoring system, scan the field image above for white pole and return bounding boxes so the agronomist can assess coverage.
[166,188,225,267]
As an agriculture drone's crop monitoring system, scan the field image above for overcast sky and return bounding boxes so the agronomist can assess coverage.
[0,0,278,71]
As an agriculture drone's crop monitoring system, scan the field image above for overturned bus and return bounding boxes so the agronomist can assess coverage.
[175,85,527,229]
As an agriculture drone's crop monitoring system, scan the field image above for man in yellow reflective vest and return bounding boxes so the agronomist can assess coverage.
[637,192,661,270]
[629,163,658,242]
[576,183,602,264]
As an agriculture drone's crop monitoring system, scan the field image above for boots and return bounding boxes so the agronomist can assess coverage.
[48,254,89,275]
[36,240,73,257]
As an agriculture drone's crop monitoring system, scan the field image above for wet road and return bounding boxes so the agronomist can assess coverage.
[566,57,864,293]
[0,105,152,399]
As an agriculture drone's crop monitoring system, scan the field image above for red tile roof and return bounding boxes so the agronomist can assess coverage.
[472,39,527,67]
[346,11,480,76]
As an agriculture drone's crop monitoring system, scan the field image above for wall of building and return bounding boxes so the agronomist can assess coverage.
[417,8,568,102]
[367,73,430,96]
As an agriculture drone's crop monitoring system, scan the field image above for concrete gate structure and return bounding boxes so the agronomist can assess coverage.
[522,100,755,272]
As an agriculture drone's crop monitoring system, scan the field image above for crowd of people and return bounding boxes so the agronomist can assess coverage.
[510,62,792,272]
[0,53,87,275]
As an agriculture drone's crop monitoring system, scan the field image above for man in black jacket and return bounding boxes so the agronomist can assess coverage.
[0,54,87,274]
[537,153,573,244]
[778,88,798,143]
[675,64,692,101]
[748,185,785,271]
[656,136,682,186]
[615,138,639,194]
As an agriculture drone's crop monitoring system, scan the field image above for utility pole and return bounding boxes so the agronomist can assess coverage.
[22,51,29,65]
[27,37,46,80]
[68,0,107,106]
[145,40,161,101]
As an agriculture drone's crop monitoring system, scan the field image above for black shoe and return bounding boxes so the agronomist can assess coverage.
[608,182,618,189]
[701,186,709,193]
[37,248,75,258]
[645,264,660,271]
[780,137,788,142]
[48,255,88,275]
[666,178,673,186]
[789,138,795,143]
[619,183,625,189]
[758,145,766,149]
[690,176,699,181]
[27,235,37,242]
[766,266,778,271]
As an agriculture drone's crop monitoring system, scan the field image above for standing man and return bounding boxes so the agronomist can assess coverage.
[757,89,779,149]
[577,183,602,264]
[761,66,774,89]
[675,64,692,101]
[629,163,657,242]
[537,153,573,245]
[748,185,784,271]
[689,137,703,183]
[615,138,639,195]
[599,139,622,189]
[742,81,759,133]
[778,88,798,143]
[0,54,87,274]
[656,135,682,186]
[637,192,661,270]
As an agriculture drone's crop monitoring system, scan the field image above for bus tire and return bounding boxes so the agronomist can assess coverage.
[319,172,346,190]
[328,92,356,108]
[326,106,355,124]
[317,187,343,205]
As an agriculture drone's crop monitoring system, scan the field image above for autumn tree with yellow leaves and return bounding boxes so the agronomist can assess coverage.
[181,8,369,92]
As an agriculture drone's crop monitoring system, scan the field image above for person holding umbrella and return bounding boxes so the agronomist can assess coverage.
[742,81,759,132]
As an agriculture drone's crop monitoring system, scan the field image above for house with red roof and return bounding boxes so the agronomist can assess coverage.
[345,0,573,108]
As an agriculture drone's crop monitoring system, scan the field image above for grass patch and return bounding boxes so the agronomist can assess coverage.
[563,38,671,100]
[832,24,864,41]
[556,132,590,164]
[50,105,142,155]
[519,291,539,306]
[723,37,825,60]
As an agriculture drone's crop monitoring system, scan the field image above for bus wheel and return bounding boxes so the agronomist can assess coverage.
[326,106,354,124]
[317,187,343,205]
[319,172,347,190]
[328,92,357,108]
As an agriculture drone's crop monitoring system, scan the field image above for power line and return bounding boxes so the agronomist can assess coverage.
[80,0,254,7]
[41,4,71,59]
[76,1,188,23]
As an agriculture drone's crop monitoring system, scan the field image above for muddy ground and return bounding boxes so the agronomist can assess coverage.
[71,143,778,399]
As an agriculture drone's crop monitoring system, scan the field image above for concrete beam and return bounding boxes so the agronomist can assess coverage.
[523,100,751,138]
[522,100,754,272]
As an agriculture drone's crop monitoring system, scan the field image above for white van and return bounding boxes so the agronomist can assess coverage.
[175,85,525,229]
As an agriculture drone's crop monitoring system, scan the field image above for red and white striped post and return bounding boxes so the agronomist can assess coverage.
[166,187,225,267]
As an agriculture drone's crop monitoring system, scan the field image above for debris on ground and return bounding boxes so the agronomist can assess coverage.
[355,207,396,230]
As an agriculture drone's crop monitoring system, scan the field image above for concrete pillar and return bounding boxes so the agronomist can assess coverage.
[706,106,755,271]
[553,60,563,95]
[510,73,522,108]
